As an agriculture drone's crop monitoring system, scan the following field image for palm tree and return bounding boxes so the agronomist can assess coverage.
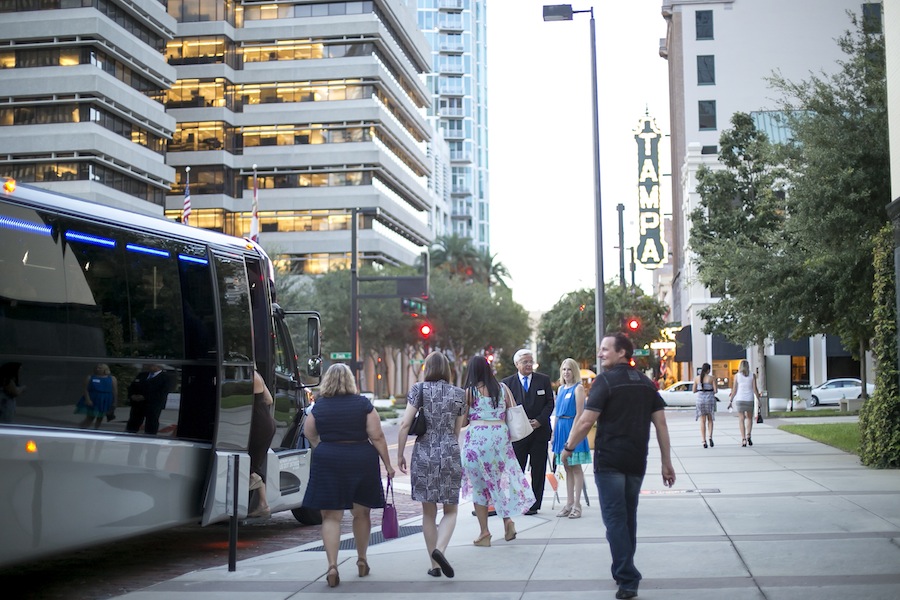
[430,234,479,280]
[474,251,511,289]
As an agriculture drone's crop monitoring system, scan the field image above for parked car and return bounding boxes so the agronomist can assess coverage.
[808,378,875,407]
[658,380,728,407]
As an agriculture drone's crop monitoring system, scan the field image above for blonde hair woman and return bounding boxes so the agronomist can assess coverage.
[301,363,395,587]
[728,360,759,447]
[551,358,591,518]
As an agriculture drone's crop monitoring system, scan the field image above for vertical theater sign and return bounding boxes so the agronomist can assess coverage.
[634,114,667,268]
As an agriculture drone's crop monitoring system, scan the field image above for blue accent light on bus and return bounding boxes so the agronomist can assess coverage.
[179,254,209,265]
[127,244,170,258]
[0,215,52,236]
[66,231,116,248]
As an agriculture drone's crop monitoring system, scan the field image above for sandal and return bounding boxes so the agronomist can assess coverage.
[742,439,747,447]
[747,436,753,446]
[473,532,492,547]
[568,506,582,519]
[326,564,340,588]
[556,505,573,517]
[357,557,370,577]
[504,520,517,541]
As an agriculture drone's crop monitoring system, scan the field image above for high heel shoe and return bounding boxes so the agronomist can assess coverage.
[356,557,370,577]
[504,520,517,541]
[742,439,747,447]
[709,438,714,447]
[326,564,340,588]
[747,436,753,446]
[703,441,708,448]
[473,532,492,547]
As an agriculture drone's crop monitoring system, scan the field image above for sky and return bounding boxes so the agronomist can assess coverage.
[486,0,671,314]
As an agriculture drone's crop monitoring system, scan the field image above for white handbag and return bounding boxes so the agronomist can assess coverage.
[506,403,532,442]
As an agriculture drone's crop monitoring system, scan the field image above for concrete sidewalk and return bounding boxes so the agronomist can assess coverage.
[112,410,900,599]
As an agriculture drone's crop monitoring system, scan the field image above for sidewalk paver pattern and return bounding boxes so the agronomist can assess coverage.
[110,411,900,599]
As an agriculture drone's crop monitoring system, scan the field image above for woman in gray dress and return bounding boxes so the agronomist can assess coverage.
[397,352,466,578]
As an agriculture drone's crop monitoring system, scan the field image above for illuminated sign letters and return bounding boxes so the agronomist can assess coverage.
[633,116,668,269]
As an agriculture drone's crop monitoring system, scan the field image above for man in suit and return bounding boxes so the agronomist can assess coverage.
[502,348,555,514]
[125,364,170,435]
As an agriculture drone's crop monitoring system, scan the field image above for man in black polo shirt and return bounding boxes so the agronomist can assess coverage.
[560,332,675,600]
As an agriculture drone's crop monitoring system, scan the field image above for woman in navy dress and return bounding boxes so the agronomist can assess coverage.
[396,351,466,578]
[552,358,591,518]
[302,363,395,588]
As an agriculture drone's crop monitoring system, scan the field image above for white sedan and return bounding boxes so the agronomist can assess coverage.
[808,378,875,407]
[658,381,728,407]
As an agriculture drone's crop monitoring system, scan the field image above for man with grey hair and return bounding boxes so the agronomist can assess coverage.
[502,349,554,514]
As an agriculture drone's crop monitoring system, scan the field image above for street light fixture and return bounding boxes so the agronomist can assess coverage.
[543,4,606,361]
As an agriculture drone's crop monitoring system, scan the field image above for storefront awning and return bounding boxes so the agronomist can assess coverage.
[674,326,692,363]
[712,334,746,360]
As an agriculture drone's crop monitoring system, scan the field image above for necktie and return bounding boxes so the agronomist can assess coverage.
[523,377,529,392]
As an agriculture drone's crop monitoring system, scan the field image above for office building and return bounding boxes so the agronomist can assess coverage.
[417,0,490,252]
[660,0,878,389]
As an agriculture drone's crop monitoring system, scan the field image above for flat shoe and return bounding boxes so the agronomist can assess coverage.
[615,589,638,599]
[431,549,454,578]
[556,506,572,517]
[473,532,492,547]
[504,520,516,541]
[427,567,441,577]
[248,505,270,518]
[568,507,582,519]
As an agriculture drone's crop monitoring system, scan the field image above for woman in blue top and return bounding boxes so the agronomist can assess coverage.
[75,363,117,429]
[552,358,591,518]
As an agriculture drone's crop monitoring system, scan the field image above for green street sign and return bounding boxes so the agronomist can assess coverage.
[633,349,651,357]
[330,352,352,360]
[401,297,427,316]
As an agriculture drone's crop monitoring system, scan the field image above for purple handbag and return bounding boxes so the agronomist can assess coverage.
[382,477,399,539]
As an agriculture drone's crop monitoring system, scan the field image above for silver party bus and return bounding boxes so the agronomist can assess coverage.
[0,179,323,567]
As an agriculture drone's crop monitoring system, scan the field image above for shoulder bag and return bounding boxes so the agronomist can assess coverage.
[382,477,399,539]
[409,383,427,436]
[504,384,532,442]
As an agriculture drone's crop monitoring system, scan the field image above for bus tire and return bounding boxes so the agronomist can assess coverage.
[292,507,323,525]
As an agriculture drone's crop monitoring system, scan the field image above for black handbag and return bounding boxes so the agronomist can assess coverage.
[409,383,427,436]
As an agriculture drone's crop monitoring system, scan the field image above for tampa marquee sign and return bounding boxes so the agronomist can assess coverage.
[634,115,667,269]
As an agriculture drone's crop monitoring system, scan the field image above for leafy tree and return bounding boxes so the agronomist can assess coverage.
[858,225,900,468]
[689,112,792,385]
[768,13,889,387]
[537,283,668,377]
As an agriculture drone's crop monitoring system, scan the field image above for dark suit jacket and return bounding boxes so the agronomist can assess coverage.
[502,371,555,441]
[129,371,169,408]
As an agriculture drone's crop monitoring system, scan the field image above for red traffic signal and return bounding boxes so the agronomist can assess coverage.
[626,317,641,332]
[419,322,433,338]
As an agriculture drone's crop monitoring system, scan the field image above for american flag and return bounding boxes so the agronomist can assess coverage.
[182,171,192,226]
[250,170,259,243]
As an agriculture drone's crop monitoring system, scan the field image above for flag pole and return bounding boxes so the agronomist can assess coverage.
[250,164,259,244]
[182,166,191,226]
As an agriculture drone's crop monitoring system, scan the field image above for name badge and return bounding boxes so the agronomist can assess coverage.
[537,389,546,395]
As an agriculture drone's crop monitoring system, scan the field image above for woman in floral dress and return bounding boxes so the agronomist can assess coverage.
[461,355,535,547]
[397,352,466,578]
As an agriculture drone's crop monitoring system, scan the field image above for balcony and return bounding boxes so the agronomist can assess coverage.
[439,0,463,9]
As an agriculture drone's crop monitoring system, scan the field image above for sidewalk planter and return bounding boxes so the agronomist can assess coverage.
[768,397,789,411]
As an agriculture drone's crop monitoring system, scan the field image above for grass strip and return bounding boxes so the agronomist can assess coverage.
[778,422,860,455]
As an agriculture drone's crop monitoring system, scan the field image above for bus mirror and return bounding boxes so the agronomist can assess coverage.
[307,316,320,356]
[307,356,322,378]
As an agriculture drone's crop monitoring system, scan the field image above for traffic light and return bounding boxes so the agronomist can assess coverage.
[419,322,433,338]
[625,316,641,333]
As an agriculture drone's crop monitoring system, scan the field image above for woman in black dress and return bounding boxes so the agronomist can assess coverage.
[302,363,395,588]
[396,352,466,578]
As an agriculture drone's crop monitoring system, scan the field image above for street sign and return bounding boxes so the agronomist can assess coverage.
[330,352,352,360]
[633,349,650,357]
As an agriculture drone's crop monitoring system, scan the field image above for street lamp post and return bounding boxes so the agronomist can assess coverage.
[349,207,378,386]
[543,4,606,358]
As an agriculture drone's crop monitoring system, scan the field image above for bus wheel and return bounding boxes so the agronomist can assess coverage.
[292,507,323,525]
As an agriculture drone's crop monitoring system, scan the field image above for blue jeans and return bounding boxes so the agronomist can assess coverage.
[595,470,644,592]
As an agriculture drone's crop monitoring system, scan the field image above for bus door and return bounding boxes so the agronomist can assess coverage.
[264,310,321,519]
[200,251,256,526]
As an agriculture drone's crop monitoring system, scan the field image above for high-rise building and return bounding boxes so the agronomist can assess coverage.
[163,0,435,273]
[660,0,878,389]
[417,0,490,252]
[0,0,177,214]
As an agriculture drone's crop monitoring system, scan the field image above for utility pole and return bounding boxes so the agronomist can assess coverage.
[617,203,625,289]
